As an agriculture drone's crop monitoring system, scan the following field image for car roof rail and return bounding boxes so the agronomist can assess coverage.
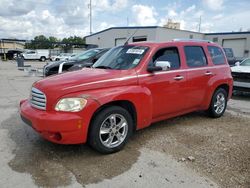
[172,39,213,43]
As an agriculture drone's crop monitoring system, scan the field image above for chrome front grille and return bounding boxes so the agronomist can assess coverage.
[30,87,46,110]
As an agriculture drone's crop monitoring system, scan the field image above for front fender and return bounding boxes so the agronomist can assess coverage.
[85,86,153,129]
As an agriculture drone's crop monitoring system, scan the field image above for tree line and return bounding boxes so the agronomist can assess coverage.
[25,35,86,50]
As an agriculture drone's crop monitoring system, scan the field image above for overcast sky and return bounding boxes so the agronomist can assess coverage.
[0,0,250,39]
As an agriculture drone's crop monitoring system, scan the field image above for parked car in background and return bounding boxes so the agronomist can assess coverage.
[22,49,49,61]
[20,40,233,153]
[50,53,76,61]
[231,58,250,92]
[223,48,236,66]
[44,48,109,76]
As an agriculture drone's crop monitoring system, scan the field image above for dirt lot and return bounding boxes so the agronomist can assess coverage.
[0,60,249,188]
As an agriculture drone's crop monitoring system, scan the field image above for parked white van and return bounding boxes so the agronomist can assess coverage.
[22,50,49,61]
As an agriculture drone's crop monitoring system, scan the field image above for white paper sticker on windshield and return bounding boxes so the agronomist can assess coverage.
[126,48,145,55]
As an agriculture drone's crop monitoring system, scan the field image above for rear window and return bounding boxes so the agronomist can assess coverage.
[184,46,207,67]
[208,46,226,65]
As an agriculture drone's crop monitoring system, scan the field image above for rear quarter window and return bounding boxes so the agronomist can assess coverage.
[184,46,207,67]
[208,46,226,65]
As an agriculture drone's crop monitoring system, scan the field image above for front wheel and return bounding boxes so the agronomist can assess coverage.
[88,106,133,154]
[207,88,228,118]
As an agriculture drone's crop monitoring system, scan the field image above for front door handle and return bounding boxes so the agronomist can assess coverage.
[205,71,213,76]
[174,75,184,80]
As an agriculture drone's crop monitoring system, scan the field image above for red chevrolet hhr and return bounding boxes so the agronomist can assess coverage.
[20,40,233,153]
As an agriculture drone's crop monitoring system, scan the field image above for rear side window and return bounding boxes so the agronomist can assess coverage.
[152,47,180,69]
[208,46,226,65]
[184,46,207,67]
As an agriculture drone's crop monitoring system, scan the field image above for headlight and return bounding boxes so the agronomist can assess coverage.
[55,98,87,112]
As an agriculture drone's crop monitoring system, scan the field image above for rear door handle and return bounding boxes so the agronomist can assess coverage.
[174,75,184,80]
[205,71,213,76]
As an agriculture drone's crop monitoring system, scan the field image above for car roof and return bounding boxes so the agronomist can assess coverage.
[129,40,220,48]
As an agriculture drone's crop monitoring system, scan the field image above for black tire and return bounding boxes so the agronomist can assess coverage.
[88,106,133,154]
[207,88,228,118]
[40,56,46,62]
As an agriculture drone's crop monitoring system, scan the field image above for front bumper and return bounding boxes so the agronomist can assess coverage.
[20,99,88,144]
[233,81,250,92]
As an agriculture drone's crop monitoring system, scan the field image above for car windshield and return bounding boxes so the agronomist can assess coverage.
[71,49,101,61]
[241,59,250,66]
[93,45,148,70]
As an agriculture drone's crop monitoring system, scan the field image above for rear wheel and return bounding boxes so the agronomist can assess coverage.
[88,106,133,154]
[207,88,228,118]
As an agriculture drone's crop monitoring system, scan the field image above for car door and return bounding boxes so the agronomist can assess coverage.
[184,46,212,109]
[26,50,36,59]
[141,47,188,119]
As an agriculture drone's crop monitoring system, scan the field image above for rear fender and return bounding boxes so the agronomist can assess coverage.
[203,78,232,109]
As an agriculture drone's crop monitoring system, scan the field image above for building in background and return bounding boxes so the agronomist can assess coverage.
[163,19,180,30]
[85,26,203,48]
[85,26,250,58]
[0,39,25,60]
[205,31,250,58]
[0,39,25,52]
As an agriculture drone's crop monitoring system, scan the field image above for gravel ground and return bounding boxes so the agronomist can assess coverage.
[0,60,249,188]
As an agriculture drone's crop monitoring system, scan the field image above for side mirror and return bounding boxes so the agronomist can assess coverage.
[147,61,171,72]
[147,66,162,72]
[235,61,240,66]
[155,61,171,71]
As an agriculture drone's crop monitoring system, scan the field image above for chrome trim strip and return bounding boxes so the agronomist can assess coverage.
[30,87,46,110]
[233,81,250,88]
[31,96,46,102]
[31,92,45,98]
[30,100,46,107]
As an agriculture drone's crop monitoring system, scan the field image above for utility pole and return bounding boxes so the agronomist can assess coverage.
[198,15,201,33]
[89,0,92,34]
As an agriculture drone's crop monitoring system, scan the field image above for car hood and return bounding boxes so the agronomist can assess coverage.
[45,60,76,68]
[231,66,250,73]
[34,68,138,101]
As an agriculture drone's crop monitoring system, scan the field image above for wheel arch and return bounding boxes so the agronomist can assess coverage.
[214,83,230,98]
[89,100,137,134]
[204,83,230,109]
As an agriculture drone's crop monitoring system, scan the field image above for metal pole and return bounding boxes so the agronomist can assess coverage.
[89,0,92,34]
[3,40,6,61]
[198,16,201,33]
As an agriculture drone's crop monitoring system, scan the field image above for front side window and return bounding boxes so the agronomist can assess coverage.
[93,45,148,70]
[208,46,226,65]
[151,47,180,69]
[184,46,207,67]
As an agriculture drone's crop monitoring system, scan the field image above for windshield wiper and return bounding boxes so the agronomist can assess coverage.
[94,65,112,69]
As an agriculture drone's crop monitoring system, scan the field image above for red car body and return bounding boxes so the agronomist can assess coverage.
[20,41,233,145]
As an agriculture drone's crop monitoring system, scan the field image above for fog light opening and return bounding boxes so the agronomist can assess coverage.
[53,132,62,141]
